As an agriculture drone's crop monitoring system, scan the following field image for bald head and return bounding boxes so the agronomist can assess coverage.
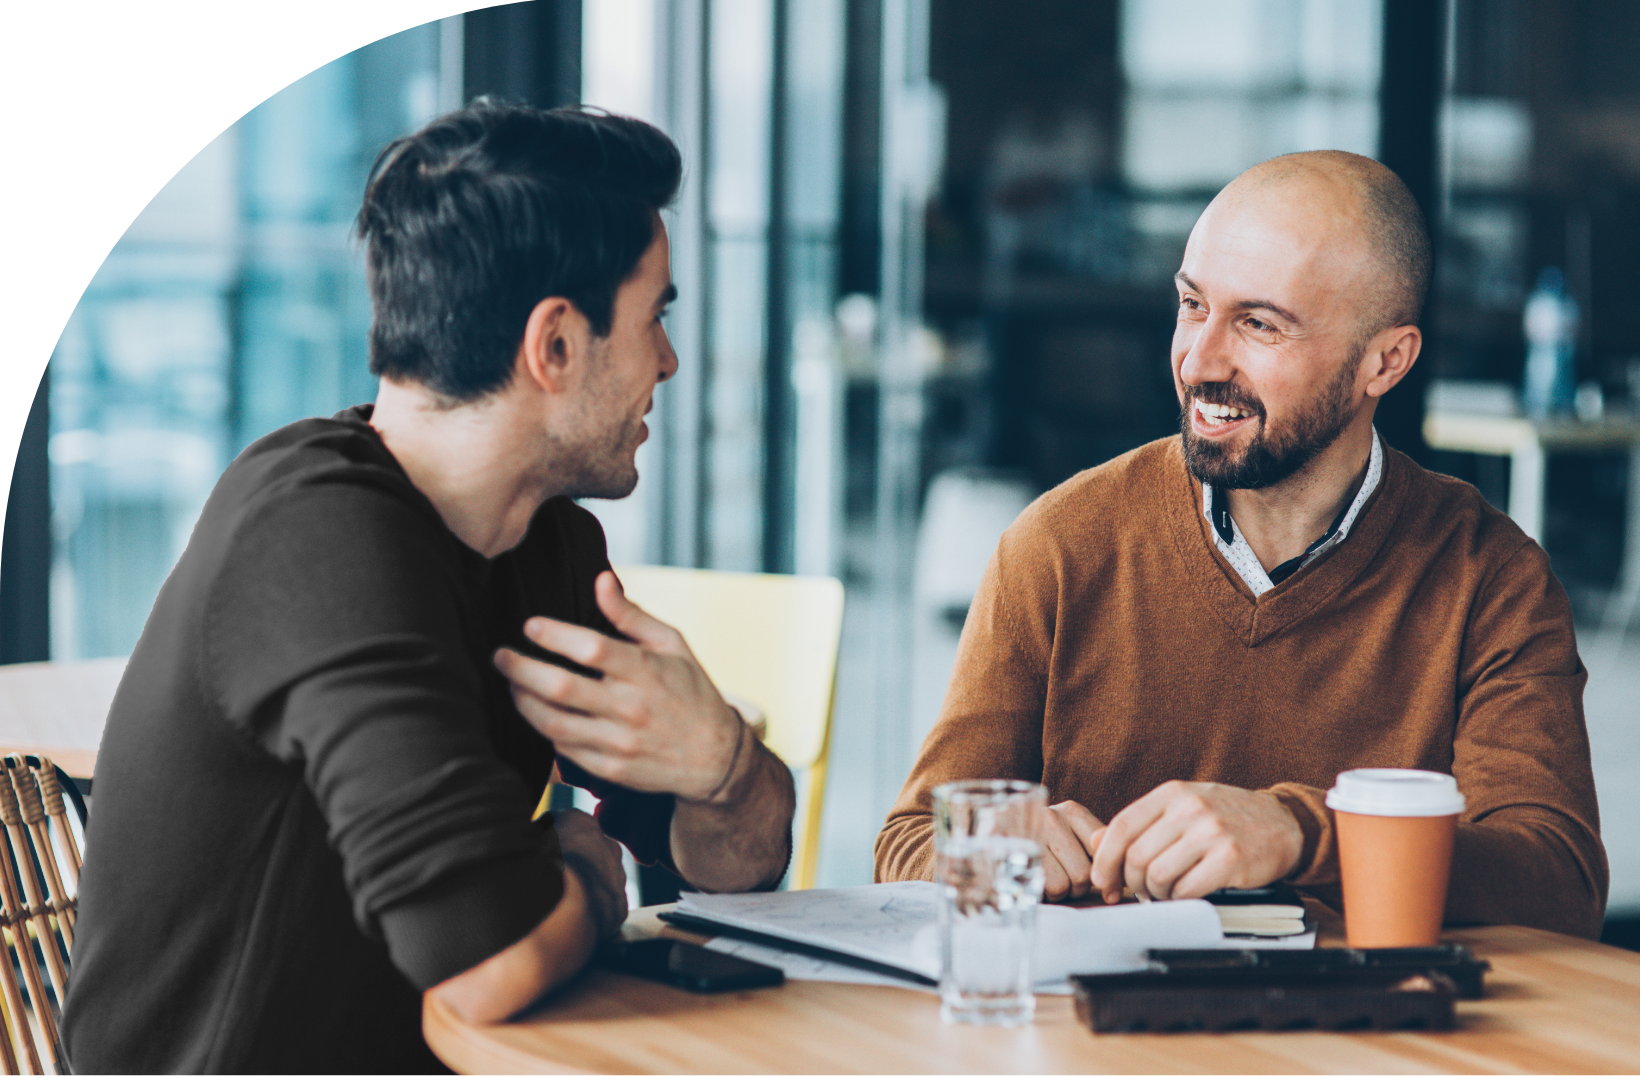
[1222,150,1431,335]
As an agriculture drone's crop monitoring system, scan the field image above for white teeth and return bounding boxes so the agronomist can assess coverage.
[1194,399,1253,424]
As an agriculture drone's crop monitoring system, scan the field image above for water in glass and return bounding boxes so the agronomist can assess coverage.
[937,835,1045,1026]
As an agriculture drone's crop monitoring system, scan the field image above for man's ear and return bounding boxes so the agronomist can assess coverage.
[516,296,588,395]
[1361,324,1422,399]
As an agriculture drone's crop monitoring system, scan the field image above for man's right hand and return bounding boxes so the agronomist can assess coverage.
[552,808,628,940]
[1040,800,1106,902]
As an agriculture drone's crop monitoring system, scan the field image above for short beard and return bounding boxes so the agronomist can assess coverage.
[554,335,644,501]
[1180,351,1361,490]
[557,418,642,500]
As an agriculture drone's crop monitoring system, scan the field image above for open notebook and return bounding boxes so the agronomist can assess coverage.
[661,882,1239,989]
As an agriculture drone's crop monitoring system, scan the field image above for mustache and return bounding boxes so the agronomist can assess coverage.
[1184,383,1265,417]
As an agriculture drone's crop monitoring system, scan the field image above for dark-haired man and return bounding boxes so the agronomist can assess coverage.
[877,150,1607,937]
[64,102,794,1072]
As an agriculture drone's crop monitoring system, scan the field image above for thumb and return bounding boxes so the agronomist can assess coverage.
[594,570,677,650]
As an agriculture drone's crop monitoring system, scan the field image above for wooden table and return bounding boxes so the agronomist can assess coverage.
[0,657,125,782]
[424,905,1640,1074]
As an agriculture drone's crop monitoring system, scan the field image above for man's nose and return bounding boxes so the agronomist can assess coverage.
[657,330,680,383]
[1177,315,1235,386]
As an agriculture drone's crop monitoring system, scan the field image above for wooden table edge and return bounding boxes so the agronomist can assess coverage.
[425,993,599,1076]
[424,906,1640,1075]
[0,744,96,780]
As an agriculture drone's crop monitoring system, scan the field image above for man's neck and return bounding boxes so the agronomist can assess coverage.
[369,378,556,559]
[1221,418,1375,573]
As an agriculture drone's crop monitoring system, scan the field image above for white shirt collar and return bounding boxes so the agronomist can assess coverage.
[1200,428,1383,597]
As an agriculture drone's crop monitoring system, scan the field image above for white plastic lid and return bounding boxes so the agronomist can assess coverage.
[1325,769,1465,817]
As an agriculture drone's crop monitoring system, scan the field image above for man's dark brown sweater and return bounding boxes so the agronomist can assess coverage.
[876,436,1607,938]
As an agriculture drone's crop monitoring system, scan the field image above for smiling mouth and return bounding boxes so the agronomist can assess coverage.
[1193,397,1258,431]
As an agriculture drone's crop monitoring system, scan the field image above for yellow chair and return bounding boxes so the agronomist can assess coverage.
[613,564,844,891]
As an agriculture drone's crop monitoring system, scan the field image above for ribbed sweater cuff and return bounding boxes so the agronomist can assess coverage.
[1266,783,1339,886]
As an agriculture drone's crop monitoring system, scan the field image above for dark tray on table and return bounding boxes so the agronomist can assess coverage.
[1071,946,1489,1034]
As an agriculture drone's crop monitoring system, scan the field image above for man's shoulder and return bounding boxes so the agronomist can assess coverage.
[207,407,441,542]
[225,406,417,502]
[165,407,459,642]
[1389,448,1536,570]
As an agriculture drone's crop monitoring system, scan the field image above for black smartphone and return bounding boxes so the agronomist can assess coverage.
[599,938,785,993]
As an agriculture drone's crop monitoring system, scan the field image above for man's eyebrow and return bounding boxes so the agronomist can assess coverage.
[656,283,678,309]
[1234,298,1300,325]
[1174,272,1299,326]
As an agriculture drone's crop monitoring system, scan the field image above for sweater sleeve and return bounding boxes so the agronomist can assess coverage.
[1277,540,1608,938]
[205,483,565,990]
[1445,539,1606,935]
[875,522,1051,882]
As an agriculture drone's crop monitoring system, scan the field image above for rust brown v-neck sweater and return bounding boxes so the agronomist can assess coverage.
[875,436,1607,938]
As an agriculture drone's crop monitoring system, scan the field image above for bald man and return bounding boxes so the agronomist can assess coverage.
[876,151,1607,938]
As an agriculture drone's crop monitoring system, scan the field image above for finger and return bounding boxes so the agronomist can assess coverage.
[595,571,688,653]
[1090,788,1173,902]
[1169,846,1237,901]
[1039,808,1094,900]
[1132,826,1210,901]
[1042,803,1103,899]
[1048,801,1106,855]
[495,647,621,716]
[1124,843,1152,902]
[1039,846,1074,903]
[1118,804,1198,901]
[511,691,640,760]
[520,615,644,680]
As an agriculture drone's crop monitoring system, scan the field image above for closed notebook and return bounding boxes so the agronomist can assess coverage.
[1206,884,1308,937]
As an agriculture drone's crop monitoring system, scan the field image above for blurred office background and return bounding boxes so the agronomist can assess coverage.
[5,0,1640,934]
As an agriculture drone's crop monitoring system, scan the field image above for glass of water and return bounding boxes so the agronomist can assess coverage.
[932,779,1047,1026]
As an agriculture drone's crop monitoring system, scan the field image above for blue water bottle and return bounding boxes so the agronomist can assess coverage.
[1522,266,1578,419]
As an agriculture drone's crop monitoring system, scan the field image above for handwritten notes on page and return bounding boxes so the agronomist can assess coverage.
[679,881,943,978]
[676,881,1230,992]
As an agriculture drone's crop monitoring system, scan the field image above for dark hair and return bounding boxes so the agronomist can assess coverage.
[356,100,682,401]
[1358,164,1433,329]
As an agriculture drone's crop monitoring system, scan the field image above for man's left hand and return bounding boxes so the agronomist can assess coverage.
[494,571,744,803]
[1088,781,1302,903]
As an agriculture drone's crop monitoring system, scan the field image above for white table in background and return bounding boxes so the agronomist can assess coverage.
[1424,410,1640,635]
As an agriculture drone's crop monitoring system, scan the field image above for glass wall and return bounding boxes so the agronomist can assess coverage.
[578,0,844,581]
[1431,0,1640,597]
[878,0,1389,778]
[48,25,444,659]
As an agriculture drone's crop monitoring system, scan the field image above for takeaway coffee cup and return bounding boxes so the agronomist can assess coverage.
[1326,769,1465,948]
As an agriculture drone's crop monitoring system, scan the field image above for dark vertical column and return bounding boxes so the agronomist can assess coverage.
[1377,0,1447,466]
[838,0,883,299]
[762,0,795,573]
[837,0,883,534]
[0,368,51,664]
[463,0,583,108]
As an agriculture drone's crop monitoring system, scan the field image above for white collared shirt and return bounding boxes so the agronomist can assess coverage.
[1201,429,1383,597]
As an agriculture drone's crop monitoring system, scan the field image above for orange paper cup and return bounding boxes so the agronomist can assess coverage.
[1326,769,1464,948]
